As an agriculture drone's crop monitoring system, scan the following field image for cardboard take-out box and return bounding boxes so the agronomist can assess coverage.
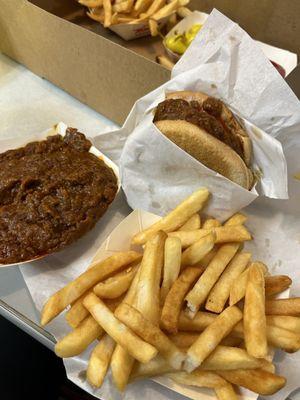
[0,0,299,125]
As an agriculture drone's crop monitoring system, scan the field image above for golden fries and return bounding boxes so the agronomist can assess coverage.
[93,263,139,299]
[41,251,141,325]
[224,213,247,226]
[83,293,157,363]
[205,252,251,313]
[111,345,135,391]
[135,231,166,324]
[42,187,300,397]
[152,0,179,20]
[87,334,115,387]
[166,370,227,388]
[79,0,103,7]
[265,275,292,297]
[149,18,159,36]
[185,243,240,317]
[184,306,243,372]
[132,188,209,245]
[202,218,221,229]
[218,369,286,396]
[179,213,201,231]
[215,382,238,400]
[161,237,182,304]
[161,267,204,334]
[181,232,215,268]
[244,263,267,358]
[65,289,92,328]
[55,315,104,358]
[103,0,112,27]
[229,261,268,306]
[201,345,262,371]
[266,315,300,333]
[115,303,185,369]
[145,0,166,16]
[156,55,175,70]
[169,225,251,248]
[265,298,300,315]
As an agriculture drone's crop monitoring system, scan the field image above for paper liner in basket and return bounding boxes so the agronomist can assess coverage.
[95,10,291,222]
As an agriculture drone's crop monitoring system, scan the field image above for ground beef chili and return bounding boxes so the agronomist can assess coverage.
[0,128,118,264]
[154,98,244,160]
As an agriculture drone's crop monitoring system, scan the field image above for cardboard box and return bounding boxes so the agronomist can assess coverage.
[0,0,299,125]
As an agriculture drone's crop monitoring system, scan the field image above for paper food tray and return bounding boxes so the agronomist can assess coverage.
[0,122,120,268]
[76,209,259,400]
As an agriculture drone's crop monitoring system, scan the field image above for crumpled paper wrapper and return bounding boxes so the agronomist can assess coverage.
[94,9,293,221]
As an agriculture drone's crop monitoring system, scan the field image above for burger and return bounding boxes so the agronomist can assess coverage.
[153,91,253,189]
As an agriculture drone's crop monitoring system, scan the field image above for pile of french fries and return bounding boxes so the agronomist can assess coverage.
[79,0,191,35]
[41,187,300,399]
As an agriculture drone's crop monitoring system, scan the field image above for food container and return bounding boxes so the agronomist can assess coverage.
[164,11,209,62]
[109,14,171,41]
[0,122,120,268]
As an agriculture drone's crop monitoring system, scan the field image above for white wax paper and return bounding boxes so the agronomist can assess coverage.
[94,9,294,221]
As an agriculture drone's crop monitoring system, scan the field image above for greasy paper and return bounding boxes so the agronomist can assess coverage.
[95,10,291,222]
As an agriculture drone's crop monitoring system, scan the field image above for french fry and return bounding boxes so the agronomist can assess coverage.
[215,383,238,400]
[202,218,221,229]
[115,303,185,369]
[103,0,112,27]
[161,266,205,334]
[144,0,166,16]
[135,231,167,325]
[179,213,201,231]
[93,263,139,299]
[185,243,240,317]
[265,275,292,297]
[205,252,251,313]
[265,298,300,316]
[178,311,300,352]
[260,359,276,373]
[79,0,103,7]
[168,332,241,348]
[130,354,174,381]
[112,0,134,13]
[65,289,92,328]
[166,370,227,388]
[244,263,267,358]
[167,12,177,31]
[160,237,182,304]
[184,306,243,372]
[169,332,200,348]
[224,213,247,226]
[149,18,159,36]
[266,315,300,333]
[87,334,115,387]
[181,232,215,268]
[83,293,158,363]
[218,369,286,396]
[229,261,268,306]
[87,10,105,22]
[110,267,142,391]
[134,0,152,13]
[152,0,179,20]
[178,0,190,5]
[110,346,135,391]
[41,251,141,326]
[200,247,218,267]
[200,345,262,371]
[169,225,251,248]
[177,5,192,18]
[131,188,209,245]
[55,315,104,358]
[156,55,175,70]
